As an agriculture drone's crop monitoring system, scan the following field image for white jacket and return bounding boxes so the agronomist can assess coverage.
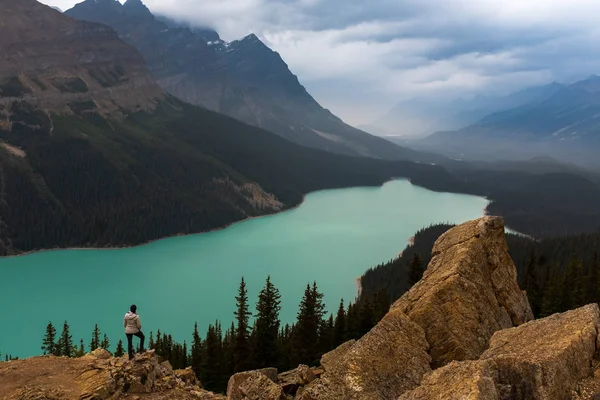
[124,311,141,334]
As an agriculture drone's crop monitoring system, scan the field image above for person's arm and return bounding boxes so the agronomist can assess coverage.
[124,316,127,328]
[136,315,142,330]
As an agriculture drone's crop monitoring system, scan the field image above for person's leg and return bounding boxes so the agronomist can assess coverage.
[126,334,134,359]
[135,331,145,352]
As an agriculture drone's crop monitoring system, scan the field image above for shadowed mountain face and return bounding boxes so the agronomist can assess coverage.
[0,0,461,255]
[414,76,600,168]
[65,0,420,161]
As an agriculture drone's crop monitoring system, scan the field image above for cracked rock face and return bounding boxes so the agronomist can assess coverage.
[392,216,533,368]
[297,308,431,400]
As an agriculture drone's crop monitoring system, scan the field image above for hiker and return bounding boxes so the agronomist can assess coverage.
[124,304,145,359]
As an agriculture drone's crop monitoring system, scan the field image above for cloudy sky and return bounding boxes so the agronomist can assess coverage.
[45,0,600,125]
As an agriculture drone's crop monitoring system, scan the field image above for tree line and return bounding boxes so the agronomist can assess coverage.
[359,223,600,319]
[33,276,389,393]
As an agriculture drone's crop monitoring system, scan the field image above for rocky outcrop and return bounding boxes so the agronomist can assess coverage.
[392,216,533,367]
[0,350,223,400]
[298,308,431,399]
[278,365,317,396]
[481,304,600,399]
[226,368,285,400]
[319,340,355,372]
[400,304,600,399]
[398,360,500,400]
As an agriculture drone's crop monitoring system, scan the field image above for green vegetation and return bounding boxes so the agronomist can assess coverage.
[51,77,89,93]
[88,66,128,88]
[36,276,386,393]
[0,77,30,98]
[0,97,463,255]
[453,168,600,238]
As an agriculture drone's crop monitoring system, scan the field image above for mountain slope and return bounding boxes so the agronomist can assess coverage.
[415,76,600,166]
[372,82,565,138]
[0,0,461,255]
[64,0,420,160]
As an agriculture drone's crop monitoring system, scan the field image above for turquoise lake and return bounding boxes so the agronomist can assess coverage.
[0,179,488,357]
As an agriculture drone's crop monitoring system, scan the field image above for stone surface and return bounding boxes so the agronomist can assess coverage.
[175,367,201,387]
[319,340,355,372]
[481,304,600,400]
[227,370,285,400]
[298,308,431,399]
[278,365,316,395]
[398,360,500,400]
[392,216,533,367]
[0,350,206,400]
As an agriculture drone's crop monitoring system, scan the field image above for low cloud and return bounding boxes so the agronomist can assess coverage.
[46,0,600,125]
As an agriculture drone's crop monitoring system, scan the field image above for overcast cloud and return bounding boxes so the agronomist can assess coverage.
[45,0,600,125]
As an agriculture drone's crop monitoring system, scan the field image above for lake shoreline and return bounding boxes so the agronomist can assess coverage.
[5,178,421,259]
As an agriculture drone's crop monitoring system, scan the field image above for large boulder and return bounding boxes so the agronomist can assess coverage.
[480,304,600,399]
[392,216,533,367]
[400,305,600,400]
[319,340,355,372]
[278,365,316,396]
[298,308,431,399]
[227,368,284,400]
[398,360,500,400]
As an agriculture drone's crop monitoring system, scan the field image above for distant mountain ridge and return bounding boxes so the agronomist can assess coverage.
[414,75,600,167]
[65,0,422,161]
[372,82,565,138]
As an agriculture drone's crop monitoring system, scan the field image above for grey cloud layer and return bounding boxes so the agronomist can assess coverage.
[48,0,600,124]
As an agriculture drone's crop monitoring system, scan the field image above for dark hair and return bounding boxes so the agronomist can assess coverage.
[130,304,137,313]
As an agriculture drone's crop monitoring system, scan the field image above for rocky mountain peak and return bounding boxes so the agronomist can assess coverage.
[123,0,153,18]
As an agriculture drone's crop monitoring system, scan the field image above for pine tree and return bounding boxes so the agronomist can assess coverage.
[41,322,58,356]
[222,322,235,378]
[100,334,110,352]
[332,299,346,347]
[587,252,600,304]
[149,332,155,349]
[540,270,565,317]
[191,322,202,377]
[293,282,326,366]
[408,253,424,286]
[90,324,101,352]
[57,321,74,357]
[74,339,85,357]
[201,323,223,392]
[115,340,125,357]
[372,289,391,322]
[233,277,252,372]
[523,251,542,316]
[318,314,334,355]
[357,297,374,336]
[252,276,282,368]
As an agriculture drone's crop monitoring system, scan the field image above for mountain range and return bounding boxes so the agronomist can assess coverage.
[0,0,460,255]
[369,82,565,139]
[413,75,600,167]
[64,0,421,161]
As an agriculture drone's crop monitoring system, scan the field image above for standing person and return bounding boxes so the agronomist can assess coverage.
[124,304,145,360]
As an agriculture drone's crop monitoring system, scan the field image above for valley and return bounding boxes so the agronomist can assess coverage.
[0,179,488,358]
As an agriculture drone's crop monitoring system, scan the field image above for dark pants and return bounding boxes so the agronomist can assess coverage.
[126,331,145,358]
